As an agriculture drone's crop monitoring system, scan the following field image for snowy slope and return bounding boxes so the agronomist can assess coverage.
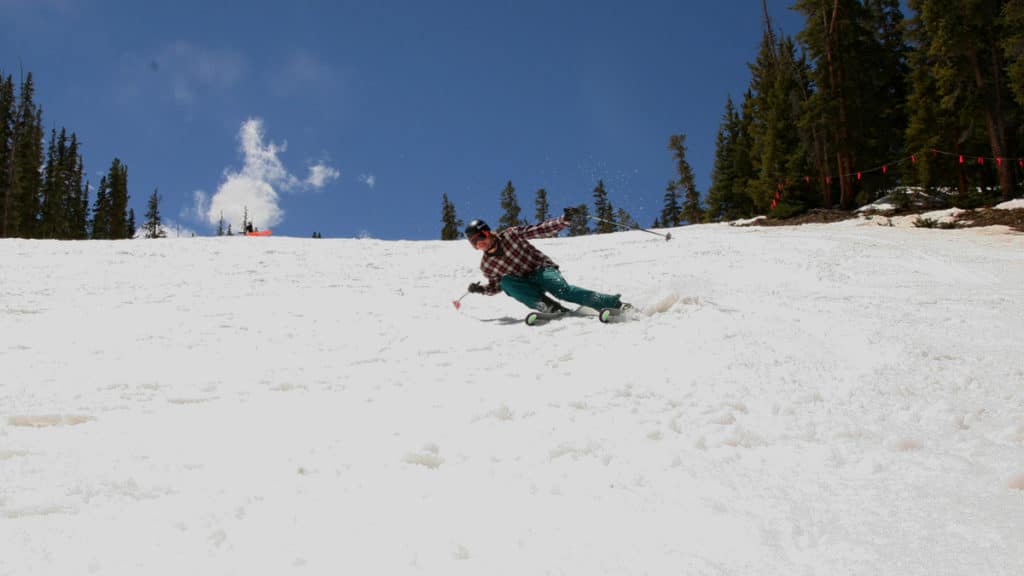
[2,220,1023,575]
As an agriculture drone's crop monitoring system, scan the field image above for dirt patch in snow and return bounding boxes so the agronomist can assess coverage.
[738,207,1024,232]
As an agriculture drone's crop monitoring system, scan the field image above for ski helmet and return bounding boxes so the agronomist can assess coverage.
[465,219,490,244]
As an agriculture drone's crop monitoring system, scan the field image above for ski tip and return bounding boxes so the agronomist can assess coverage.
[599,304,637,323]
[525,312,539,326]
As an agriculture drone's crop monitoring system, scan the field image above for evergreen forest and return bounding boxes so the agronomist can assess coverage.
[443,1,1024,239]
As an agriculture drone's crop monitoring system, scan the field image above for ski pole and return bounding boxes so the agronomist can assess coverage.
[452,292,469,310]
[588,216,672,241]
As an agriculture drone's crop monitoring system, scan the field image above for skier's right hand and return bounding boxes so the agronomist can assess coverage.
[562,206,580,220]
[467,282,486,294]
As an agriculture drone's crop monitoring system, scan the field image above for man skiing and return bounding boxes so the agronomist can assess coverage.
[465,208,630,314]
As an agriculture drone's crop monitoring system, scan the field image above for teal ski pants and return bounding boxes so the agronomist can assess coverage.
[499,267,621,311]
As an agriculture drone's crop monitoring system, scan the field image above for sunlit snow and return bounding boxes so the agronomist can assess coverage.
[2,218,1023,574]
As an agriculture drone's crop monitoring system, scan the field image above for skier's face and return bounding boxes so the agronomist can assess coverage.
[470,231,494,251]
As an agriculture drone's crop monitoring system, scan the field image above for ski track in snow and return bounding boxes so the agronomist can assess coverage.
[1,221,1023,575]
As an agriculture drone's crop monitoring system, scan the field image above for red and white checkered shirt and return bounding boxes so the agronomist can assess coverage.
[477,216,569,295]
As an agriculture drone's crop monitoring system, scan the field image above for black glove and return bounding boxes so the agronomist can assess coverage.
[467,282,486,294]
[562,206,580,220]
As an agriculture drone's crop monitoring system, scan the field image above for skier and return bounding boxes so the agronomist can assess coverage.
[465,208,631,314]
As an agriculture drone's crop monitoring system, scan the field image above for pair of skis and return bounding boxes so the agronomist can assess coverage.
[524,306,629,326]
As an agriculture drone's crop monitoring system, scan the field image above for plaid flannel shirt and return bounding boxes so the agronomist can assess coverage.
[478,216,570,295]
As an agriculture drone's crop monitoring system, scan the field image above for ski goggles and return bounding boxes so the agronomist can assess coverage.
[469,231,491,248]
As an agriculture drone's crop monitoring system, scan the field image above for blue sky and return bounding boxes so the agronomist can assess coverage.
[2,0,808,239]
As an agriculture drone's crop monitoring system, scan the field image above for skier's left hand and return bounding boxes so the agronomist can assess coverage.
[467,282,486,294]
[562,206,580,220]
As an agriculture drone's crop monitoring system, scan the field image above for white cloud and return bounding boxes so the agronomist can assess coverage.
[188,190,208,217]
[196,118,339,231]
[306,163,341,188]
[206,176,283,231]
[237,119,298,189]
[359,174,376,189]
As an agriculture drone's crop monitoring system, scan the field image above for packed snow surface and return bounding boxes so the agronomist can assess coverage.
[2,219,1023,575]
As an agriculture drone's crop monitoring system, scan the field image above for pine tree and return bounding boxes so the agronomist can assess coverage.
[144,188,165,238]
[126,208,136,239]
[793,0,862,209]
[91,159,131,239]
[10,73,44,237]
[592,180,616,233]
[498,180,523,230]
[0,73,13,237]
[534,188,550,223]
[660,180,681,227]
[217,212,225,236]
[774,38,818,213]
[91,176,111,239]
[440,193,463,240]
[746,28,788,212]
[567,203,590,236]
[39,128,61,238]
[37,128,85,239]
[707,98,737,222]
[861,0,910,199]
[920,0,1017,201]
[744,26,816,215]
[909,0,1019,201]
[708,96,757,221]
[66,135,89,239]
[106,158,130,238]
[615,207,638,230]
[661,134,706,225]
[74,179,90,240]
[1005,0,1024,107]
[794,0,912,208]
[904,0,953,194]
[732,90,758,215]
[669,134,704,223]
[663,133,704,224]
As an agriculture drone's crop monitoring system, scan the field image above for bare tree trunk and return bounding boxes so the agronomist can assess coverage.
[815,123,832,208]
[822,0,854,209]
[963,5,1013,201]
